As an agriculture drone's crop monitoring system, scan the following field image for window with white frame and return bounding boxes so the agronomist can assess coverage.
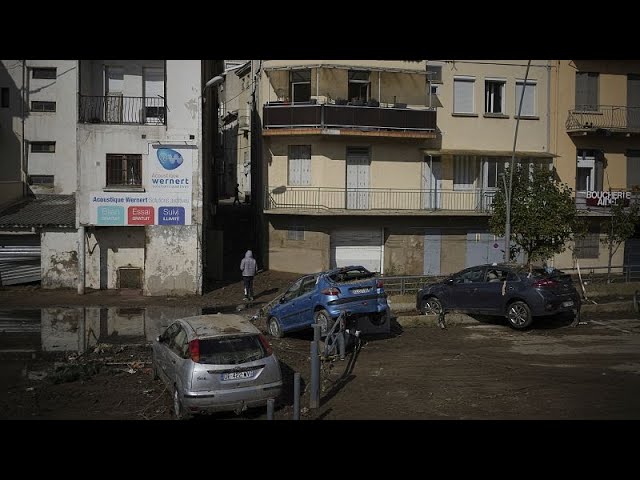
[453,77,475,114]
[106,154,142,187]
[454,155,478,190]
[289,69,311,103]
[575,232,600,259]
[484,157,506,188]
[485,79,505,114]
[576,149,601,191]
[515,80,536,117]
[287,226,305,241]
[288,145,311,186]
[575,72,599,111]
[30,141,55,153]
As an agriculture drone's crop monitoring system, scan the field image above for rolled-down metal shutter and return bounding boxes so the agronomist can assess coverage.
[330,229,382,273]
[0,235,41,286]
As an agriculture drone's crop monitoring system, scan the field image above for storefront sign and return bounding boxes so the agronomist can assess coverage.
[585,191,631,207]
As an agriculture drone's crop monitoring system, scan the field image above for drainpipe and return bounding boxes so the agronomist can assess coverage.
[546,60,551,155]
[21,60,26,196]
[78,226,85,294]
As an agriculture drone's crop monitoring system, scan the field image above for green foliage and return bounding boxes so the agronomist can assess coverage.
[600,200,640,252]
[489,163,583,264]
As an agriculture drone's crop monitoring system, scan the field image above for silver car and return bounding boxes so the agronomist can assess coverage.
[152,314,283,419]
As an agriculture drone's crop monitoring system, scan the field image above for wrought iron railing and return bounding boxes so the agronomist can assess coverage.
[566,105,640,132]
[266,186,496,212]
[78,95,166,125]
[263,103,437,132]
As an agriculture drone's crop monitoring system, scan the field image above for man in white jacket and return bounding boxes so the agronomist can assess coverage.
[240,250,258,301]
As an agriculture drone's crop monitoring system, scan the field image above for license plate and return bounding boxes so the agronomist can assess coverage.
[562,301,574,307]
[221,370,255,381]
[352,288,370,294]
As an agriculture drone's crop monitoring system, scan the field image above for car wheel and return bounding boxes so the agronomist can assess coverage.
[173,386,191,421]
[421,296,443,315]
[314,309,334,336]
[268,316,284,338]
[506,301,533,330]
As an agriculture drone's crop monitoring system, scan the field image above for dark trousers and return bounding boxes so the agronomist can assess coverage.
[243,276,254,298]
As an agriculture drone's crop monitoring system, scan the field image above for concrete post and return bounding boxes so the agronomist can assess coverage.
[77,226,85,295]
[310,324,321,409]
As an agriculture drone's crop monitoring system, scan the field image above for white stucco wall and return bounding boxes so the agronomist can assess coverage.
[25,60,78,194]
[41,308,82,352]
[41,230,79,288]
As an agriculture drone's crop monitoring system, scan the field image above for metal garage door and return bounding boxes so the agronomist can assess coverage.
[624,237,640,280]
[330,229,383,273]
[0,234,41,286]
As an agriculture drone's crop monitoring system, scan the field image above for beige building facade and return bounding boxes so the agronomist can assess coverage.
[258,60,552,276]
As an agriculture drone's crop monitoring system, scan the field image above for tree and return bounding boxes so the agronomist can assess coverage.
[600,199,640,283]
[490,163,584,265]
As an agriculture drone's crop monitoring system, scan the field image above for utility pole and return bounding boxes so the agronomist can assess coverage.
[504,60,532,263]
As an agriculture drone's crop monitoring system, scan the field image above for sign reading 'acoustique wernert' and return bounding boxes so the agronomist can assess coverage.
[89,145,194,226]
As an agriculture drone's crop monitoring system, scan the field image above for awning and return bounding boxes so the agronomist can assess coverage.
[264,62,428,76]
[421,148,557,159]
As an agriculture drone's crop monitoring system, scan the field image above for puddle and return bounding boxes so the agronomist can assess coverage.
[0,306,244,354]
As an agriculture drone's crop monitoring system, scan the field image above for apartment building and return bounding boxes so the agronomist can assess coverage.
[551,60,640,271]
[258,60,551,276]
[0,60,220,294]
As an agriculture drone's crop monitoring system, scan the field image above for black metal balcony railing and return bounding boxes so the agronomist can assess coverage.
[263,103,437,132]
[79,95,166,125]
[266,186,496,212]
[566,105,640,132]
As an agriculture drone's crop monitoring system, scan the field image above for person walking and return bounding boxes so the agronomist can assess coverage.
[240,250,257,301]
[233,183,241,205]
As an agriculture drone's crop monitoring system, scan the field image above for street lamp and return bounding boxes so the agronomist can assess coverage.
[205,75,224,90]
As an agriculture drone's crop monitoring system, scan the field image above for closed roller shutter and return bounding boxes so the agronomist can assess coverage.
[330,229,382,273]
[0,235,41,286]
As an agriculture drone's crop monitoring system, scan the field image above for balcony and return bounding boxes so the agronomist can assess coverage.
[566,105,640,135]
[262,103,437,139]
[265,186,496,214]
[78,95,166,125]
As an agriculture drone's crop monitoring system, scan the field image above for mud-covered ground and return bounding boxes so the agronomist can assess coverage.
[2,271,640,421]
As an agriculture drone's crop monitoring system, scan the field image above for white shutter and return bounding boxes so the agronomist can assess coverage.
[454,78,474,114]
[516,81,536,117]
[288,145,310,186]
[144,68,164,106]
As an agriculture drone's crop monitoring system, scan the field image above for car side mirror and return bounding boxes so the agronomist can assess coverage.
[156,335,162,343]
[446,278,454,285]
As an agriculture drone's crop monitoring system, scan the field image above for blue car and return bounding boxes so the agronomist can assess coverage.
[266,265,390,338]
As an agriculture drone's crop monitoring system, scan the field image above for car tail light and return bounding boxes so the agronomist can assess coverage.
[376,280,384,289]
[533,279,558,288]
[321,287,341,295]
[258,334,273,356]
[188,339,200,363]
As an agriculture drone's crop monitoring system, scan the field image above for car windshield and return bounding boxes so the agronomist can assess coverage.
[328,267,374,282]
[198,335,267,365]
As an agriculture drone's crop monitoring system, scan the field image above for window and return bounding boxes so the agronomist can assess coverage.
[485,79,505,114]
[288,226,305,241]
[484,157,506,188]
[575,232,600,259]
[627,150,640,190]
[31,101,56,112]
[453,77,475,114]
[427,64,442,83]
[348,70,370,103]
[454,267,485,284]
[29,175,54,185]
[289,69,311,103]
[31,68,56,79]
[576,149,602,191]
[288,145,311,186]
[106,154,142,187]
[454,155,478,190]
[1,87,9,108]
[575,72,599,111]
[515,80,536,117]
[30,141,55,153]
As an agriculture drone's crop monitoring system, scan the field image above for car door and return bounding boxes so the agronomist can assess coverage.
[448,266,487,311]
[473,267,510,314]
[155,322,180,383]
[167,325,190,391]
[289,275,318,328]
[276,277,304,330]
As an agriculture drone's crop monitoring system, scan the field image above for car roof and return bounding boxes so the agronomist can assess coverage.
[176,314,260,340]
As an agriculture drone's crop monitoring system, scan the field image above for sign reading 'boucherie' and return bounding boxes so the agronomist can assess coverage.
[586,191,631,207]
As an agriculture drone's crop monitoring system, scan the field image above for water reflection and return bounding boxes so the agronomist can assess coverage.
[0,306,208,354]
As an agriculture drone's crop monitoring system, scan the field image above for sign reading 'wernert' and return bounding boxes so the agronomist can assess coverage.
[89,145,194,226]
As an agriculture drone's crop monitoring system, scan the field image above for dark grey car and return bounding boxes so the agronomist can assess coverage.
[416,264,581,330]
[152,314,283,419]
